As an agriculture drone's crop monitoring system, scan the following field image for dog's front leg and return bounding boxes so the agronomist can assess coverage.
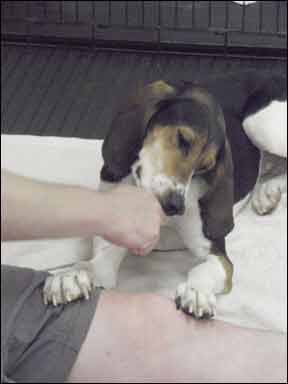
[91,236,127,289]
[175,242,233,319]
[174,209,233,319]
[43,259,98,306]
[43,180,132,306]
[43,237,127,306]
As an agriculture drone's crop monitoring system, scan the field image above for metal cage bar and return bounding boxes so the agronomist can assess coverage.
[258,1,263,33]
[174,1,179,29]
[108,1,111,26]
[59,1,64,24]
[75,1,79,23]
[208,1,212,29]
[141,1,145,26]
[241,2,246,32]
[276,1,280,34]
[192,1,196,28]
[125,1,129,27]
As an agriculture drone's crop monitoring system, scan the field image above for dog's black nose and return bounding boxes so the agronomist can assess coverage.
[161,192,185,216]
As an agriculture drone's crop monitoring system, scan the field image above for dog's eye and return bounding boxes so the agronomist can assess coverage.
[177,131,191,156]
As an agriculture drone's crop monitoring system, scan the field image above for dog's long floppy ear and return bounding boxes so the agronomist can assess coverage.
[101,81,175,182]
[199,111,235,241]
[178,83,234,240]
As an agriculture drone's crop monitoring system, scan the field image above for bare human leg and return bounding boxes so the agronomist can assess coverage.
[67,291,286,383]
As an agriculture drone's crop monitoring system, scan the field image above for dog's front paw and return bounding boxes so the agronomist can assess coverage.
[43,262,99,306]
[175,282,216,319]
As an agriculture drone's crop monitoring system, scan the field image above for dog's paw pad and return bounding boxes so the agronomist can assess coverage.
[175,282,216,319]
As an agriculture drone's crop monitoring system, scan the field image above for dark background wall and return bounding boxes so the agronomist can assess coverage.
[1,1,286,139]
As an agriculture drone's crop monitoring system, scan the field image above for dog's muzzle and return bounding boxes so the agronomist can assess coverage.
[160,191,185,216]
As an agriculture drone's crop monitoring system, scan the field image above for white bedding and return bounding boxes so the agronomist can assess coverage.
[1,134,287,333]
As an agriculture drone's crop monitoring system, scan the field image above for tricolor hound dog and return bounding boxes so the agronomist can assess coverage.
[44,70,287,319]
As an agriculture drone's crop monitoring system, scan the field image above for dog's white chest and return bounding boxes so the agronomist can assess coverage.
[168,180,211,259]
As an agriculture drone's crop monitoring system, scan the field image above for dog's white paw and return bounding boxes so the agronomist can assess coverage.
[252,179,283,215]
[175,281,216,319]
[43,262,99,306]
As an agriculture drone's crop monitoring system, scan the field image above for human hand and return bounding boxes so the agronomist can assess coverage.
[99,185,164,255]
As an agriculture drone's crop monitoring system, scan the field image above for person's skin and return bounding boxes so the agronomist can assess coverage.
[1,170,163,255]
[2,169,287,383]
[68,291,286,383]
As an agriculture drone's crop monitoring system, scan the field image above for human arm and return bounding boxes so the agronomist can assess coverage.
[1,170,163,254]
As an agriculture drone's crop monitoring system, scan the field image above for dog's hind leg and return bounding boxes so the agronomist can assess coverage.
[252,173,287,215]
[243,100,287,158]
[251,152,287,215]
[243,99,287,215]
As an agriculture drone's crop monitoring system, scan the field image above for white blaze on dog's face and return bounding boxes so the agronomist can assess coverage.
[132,124,217,216]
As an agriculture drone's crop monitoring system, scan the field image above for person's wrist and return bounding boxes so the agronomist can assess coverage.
[60,187,111,239]
[88,190,113,238]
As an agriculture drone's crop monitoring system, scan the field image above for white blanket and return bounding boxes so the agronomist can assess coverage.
[1,134,287,333]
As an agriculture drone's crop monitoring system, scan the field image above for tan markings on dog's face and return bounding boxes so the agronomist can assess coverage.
[142,125,217,182]
[132,124,218,215]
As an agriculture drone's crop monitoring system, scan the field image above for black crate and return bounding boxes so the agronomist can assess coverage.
[1,1,287,58]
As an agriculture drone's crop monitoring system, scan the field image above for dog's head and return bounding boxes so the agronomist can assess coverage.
[101,80,234,239]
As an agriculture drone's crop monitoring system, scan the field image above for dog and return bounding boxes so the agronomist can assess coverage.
[43,70,287,319]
